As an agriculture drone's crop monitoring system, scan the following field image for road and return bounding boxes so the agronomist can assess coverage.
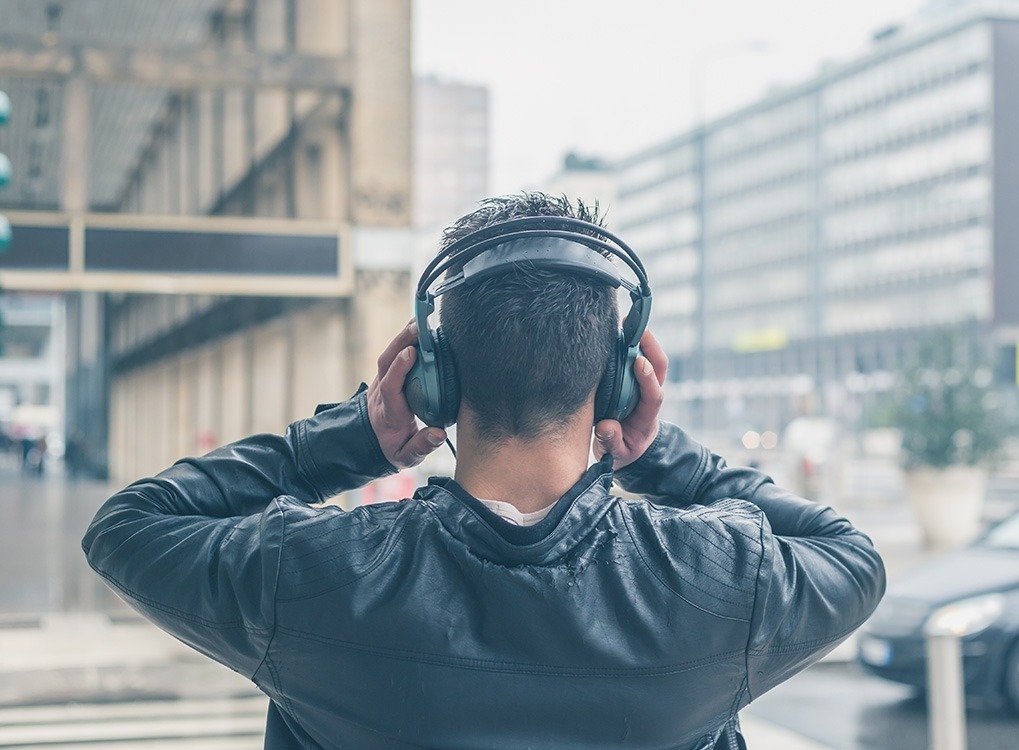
[745,661,1019,750]
[0,464,1017,748]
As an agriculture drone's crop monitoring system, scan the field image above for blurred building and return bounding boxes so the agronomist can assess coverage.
[405,76,490,483]
[0,295,64,445]
[616,0,1019,432]
[414,76,489,231]
[539,153,618,212]
[0,0,413,480]
[411,76,489,285]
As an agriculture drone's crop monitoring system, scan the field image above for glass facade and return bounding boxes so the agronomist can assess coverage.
[616,13,1007,431]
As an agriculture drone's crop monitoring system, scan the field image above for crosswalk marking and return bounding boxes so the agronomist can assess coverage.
[0,696,268,748]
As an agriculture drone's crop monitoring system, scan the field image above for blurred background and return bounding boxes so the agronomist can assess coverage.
[0,0,1018,747]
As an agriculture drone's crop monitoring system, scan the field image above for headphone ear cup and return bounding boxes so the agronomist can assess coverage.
[594,334,624,423]
[434,327,461,427]
[404,344,436,427]
[614,347,641,422]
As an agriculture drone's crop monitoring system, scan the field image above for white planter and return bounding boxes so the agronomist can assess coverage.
[905,466,988,548]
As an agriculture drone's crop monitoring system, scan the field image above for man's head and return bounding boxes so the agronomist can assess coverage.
[438,193,619,442]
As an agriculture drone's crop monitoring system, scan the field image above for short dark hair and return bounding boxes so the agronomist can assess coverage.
[438,193,618,441]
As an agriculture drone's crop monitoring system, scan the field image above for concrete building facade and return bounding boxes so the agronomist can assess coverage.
[615,0,1019,433]
[0,0,414,481]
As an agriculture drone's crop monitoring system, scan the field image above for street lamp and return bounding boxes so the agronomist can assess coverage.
[0,89,10,251]
[689,40,768,430]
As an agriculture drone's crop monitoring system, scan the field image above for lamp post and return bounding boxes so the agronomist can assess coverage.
[0,89,10,250]
[689,40,768,430]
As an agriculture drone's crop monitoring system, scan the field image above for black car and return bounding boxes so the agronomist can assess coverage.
[859,512,1019,711]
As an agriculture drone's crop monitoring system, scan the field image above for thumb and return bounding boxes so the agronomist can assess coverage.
[392,427,447,469]
[594,419,623,458]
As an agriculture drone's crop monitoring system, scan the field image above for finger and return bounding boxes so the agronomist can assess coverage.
[593,419,624,458]
[624,355,665,429]
[377,346,418,425]
[392,426,447,468]
[640,330,668,386]
[376,320,419,380]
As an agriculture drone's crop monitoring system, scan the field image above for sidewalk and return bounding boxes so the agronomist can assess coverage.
[0,613,840,750]
[741,715,836,750]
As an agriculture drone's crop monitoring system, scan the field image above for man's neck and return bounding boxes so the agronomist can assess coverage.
[453,408,594,515]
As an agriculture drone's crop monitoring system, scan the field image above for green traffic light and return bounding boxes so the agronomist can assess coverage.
[0,215,10,251]
[0,91,9,126]
[0,153,10,188]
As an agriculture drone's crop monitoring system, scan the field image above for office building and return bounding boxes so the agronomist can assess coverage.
[615,0,1019,431]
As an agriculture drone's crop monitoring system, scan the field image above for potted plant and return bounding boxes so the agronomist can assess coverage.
[889,332,1007,547]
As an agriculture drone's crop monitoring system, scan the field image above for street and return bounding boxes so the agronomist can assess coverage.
[745,661,1019,750]
[0,464,1017,748]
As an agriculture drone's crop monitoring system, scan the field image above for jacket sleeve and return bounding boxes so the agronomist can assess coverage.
[615,421,886,700]
[81,389,395,678]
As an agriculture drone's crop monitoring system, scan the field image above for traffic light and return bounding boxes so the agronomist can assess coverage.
[0,89,9,251]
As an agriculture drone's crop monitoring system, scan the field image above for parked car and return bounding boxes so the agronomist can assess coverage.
[859,512,1019,711]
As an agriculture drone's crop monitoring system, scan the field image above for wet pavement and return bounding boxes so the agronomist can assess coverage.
[0,471,125,618]
[0,465,1017,748]
[745,661,1019,750]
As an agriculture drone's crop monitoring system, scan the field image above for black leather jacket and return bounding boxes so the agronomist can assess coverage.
[83,390,885,749]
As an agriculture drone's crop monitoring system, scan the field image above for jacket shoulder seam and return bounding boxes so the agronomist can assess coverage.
[744,510,768,703]
[294,420,325,504]
[275,506,413,602]
[618,506,749,622]
[681,443,710,503]
[86,564,272,632]
[747,618,871,656]
[250,496,286,681]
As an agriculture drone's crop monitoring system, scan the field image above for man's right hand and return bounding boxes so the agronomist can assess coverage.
[593,330,668,470]
[367,321,447,470]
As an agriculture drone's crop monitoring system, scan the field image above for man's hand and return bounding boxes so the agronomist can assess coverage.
[593,330,668,470]
[367,321,447,470]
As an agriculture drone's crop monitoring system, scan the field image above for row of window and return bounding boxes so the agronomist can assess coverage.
[823,125,990,204]
[825,201,986,252]
[826,109,985,168]
[824,163,986,213]
[708,98,815,161]
[706,140,814,201]
[615,175,699,229]
[822,24,989,117]
[617,145,696,195]
[709,267,811,313]
[824,277,990,334]
[708,222,812,272]
[823,72,989,163]
[826,245,988,295]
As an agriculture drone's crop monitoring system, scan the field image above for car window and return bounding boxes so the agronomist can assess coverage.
[982,515,1019,549]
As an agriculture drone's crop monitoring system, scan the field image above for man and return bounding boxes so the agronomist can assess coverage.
[83,194,885,749]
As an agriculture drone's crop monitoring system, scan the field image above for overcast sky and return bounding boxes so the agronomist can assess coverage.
[413,0,929,194]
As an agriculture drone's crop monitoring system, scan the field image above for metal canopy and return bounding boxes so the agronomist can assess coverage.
[0,0,350,210]
[0,37,351,90]
[0,210,354,297]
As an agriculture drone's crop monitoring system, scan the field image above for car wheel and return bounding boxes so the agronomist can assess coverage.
[1005,641,1019,714]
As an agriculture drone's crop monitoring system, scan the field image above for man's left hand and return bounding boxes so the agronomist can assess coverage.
[367,321,447,470]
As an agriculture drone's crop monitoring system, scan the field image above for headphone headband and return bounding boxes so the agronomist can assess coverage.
[417,217,650,300]
[405,215,654,428]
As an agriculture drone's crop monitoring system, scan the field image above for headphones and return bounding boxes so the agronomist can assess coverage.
[404,216,652,428]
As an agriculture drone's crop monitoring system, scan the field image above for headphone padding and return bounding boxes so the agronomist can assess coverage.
[594,335,624,422]
[434,327,461,427]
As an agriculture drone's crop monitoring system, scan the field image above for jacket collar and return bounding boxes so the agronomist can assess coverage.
[415,454,616,565]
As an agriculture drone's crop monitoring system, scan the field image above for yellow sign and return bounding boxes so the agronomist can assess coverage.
[731,327,789,353]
